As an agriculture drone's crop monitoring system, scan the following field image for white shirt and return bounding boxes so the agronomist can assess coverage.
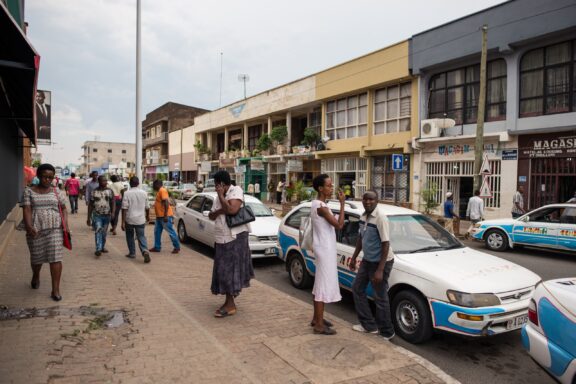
[466,196,484,221]
[212,185,251,244]
[512,191,524,214]
[121,187,150,225]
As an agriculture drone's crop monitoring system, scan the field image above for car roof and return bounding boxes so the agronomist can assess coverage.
[293,200,419,216]
[532,203,576,209]
[192,191,263,204]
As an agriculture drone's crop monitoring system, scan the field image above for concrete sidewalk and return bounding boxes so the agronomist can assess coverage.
[0,204,458,384]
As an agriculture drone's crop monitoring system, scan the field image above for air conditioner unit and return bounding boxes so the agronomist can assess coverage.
[420,118,456,138]
[161,159,168,165]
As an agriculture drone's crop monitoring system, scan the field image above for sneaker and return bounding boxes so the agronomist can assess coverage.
[125,254,136,259]
[379,332,395,341]
[352,324,378,334]
[101,249,109,253]
[143,252,151,263]
[95,251,102,257]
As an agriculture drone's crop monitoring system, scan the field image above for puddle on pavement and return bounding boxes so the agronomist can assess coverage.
[0,305,127,328]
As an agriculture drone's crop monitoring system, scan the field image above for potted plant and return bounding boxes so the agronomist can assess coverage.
[301,127,320,151]
[194,141,208,161]
[256,133,272,156]
[270,125,288,155]
[419,183,440,215]
[241,146,250,158]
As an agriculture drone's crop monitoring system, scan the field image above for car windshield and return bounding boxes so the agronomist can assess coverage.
[246,202,273,217]
[388,215,463,254]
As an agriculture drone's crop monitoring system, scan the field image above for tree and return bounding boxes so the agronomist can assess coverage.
[420,183,440,215]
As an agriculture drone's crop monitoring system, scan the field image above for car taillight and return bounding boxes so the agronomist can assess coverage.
[528,299,538,326]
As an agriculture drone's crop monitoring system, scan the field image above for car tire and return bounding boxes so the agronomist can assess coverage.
[288,252,313,289]
[392,290,433,344]
[484,229,509,252]
[177,220,189,243]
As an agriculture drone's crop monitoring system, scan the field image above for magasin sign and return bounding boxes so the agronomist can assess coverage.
[519,133,576,159]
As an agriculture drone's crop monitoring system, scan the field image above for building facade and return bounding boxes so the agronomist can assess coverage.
[80,141,136,177]
[410,0,576,218]
[142,102,208,182]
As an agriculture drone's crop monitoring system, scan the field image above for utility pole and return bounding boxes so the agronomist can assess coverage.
[219,52,223,107]
[474,25,488,192]
[135,0,142,181]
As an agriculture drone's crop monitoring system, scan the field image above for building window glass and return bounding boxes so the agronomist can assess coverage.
[248,124,262,151]
[122,149,127,154]
[374,83,411,134]
[93,148,97,152]
[108,149,112,153]
[520,41,575,117]
[429,59,507,124]
[325,93,367,140]
[321,157,368,198]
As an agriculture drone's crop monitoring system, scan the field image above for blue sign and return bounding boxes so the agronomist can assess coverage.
[392,154,403,171]
[62,169,70,176]
[502,149,518,160]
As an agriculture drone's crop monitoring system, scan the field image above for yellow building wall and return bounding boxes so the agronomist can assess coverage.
[315,41,410,100]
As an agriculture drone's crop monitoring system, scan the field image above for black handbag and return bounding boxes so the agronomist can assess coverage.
[226,200,256,228]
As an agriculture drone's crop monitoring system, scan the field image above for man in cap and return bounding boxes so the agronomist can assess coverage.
[444,192,458,235]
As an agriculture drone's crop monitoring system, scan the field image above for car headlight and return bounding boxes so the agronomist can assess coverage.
[446,290,500,307]
[249,235,259,243]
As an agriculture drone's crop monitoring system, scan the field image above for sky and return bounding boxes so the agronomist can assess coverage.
[26,0,506,167]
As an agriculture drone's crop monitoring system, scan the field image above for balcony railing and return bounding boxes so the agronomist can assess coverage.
[143,132,168,147]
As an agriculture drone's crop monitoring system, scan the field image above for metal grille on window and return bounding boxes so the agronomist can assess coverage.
[371,156,409,203]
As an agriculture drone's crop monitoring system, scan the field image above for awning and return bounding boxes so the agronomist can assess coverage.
[0,2,40,144]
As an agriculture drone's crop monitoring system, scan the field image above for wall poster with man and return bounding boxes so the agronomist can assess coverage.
[35,89,51,145]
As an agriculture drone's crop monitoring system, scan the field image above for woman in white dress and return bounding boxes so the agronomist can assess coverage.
[310,174,345,335]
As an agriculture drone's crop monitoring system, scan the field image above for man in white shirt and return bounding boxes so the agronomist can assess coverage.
[121,176,151,263]
[465,190,484,239]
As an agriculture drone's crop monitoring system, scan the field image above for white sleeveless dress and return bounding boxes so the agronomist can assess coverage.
[310,200,342,303]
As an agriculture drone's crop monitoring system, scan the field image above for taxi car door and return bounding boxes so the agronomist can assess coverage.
[512,207,559,248]
[557,207,576,251]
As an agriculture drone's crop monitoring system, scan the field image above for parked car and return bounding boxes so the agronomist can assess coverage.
[173,183,196,200]
[163,180,179,193]
[521,277,576,384]
[174,192,281,258]
[278,200,541,344]
[471,204,576,252]
[202,179,215,192]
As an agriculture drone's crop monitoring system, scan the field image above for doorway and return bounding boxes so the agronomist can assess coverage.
[458,177,474,218]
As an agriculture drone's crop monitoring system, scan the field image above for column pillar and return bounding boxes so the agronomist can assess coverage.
[286,111,292,148]
[267,116,272,135]
[243,122,248,150]
[224,127,229,152]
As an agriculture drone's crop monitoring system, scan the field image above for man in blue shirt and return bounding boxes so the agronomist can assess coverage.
[444,192,458,235]
[349,191,395,340]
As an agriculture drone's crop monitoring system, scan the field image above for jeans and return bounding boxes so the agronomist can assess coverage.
[68,195,78,213]
[111,199,122,228]
[125,223,148,256]
[352,259,395,335]
[93,214,111,251]
[154,216,180,250]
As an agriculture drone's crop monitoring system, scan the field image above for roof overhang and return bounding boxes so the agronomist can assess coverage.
[0,2,40,144]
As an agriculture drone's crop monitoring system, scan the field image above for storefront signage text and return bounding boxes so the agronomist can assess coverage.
[520,135,576,159]
[437,143,495,156]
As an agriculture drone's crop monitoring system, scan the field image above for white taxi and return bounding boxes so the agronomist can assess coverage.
[175,192,280,258]
[278,200,541,343]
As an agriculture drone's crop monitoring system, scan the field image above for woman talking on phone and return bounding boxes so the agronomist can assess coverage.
[309,174,345,335]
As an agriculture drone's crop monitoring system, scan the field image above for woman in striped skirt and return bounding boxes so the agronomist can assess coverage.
[21,163,69,301]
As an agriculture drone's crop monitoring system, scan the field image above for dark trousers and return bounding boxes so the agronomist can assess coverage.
[111,199,122,228]
[125,224,148,256]
[352,259,394,335]
[276,191,282,204]
[68,195,78,213]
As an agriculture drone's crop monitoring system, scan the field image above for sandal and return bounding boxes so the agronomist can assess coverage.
[313,327,337,335]
[310,319,333,328]
[214,308,236,318]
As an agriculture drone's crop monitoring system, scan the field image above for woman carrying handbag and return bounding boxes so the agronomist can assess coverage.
[21,164,70,301]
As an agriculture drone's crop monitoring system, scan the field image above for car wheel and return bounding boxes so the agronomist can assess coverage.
[484,229,509,252]
[392,290,433,344]
[288,253,313,289]
[177,220,189,243]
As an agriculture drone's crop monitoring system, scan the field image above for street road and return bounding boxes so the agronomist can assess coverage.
[181,236,576,384]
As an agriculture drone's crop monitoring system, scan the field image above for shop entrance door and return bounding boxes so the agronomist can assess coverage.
[559,176,576,203]
[459,177,474,218]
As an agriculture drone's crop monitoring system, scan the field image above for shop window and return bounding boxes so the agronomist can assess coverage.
[326,93,368,140]
[371,155,409,203]
[374,83,411,134]
[429,59,507,124]
[520,41,575,117]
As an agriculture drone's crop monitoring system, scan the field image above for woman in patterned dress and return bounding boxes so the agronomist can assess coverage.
[21,163,69,301]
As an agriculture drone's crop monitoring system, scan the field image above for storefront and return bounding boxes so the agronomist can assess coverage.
[321,157,368,199]
[518,132,576,210]
[418,137,517,219]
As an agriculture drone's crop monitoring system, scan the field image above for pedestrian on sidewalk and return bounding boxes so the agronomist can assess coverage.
[512,185,526,219]
[21,163,68,301]
[109,175,125,235]
[309,174,345,335]
[276,179,284,204]
[443,192,458,235]
[465,190,484,239]
[208,170,254,318]
[349,191,395,340]
[64,172,80,214]
[121,176,150,263]
[267,180,275,203]
[88,175,115,256]
[149,179,180,254]
[85,171,99,228]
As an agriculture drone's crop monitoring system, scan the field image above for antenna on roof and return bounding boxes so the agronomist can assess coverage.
[238,74,250,99]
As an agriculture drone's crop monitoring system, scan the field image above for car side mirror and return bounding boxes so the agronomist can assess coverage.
[202,211,210,217]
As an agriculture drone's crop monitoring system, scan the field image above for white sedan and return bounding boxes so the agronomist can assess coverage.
[278,201,541,343]
[175,192,281,258]
[522,278,576,384]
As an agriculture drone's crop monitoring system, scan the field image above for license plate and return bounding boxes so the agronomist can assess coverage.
[264,247,278,255]
[506,314,528,330]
